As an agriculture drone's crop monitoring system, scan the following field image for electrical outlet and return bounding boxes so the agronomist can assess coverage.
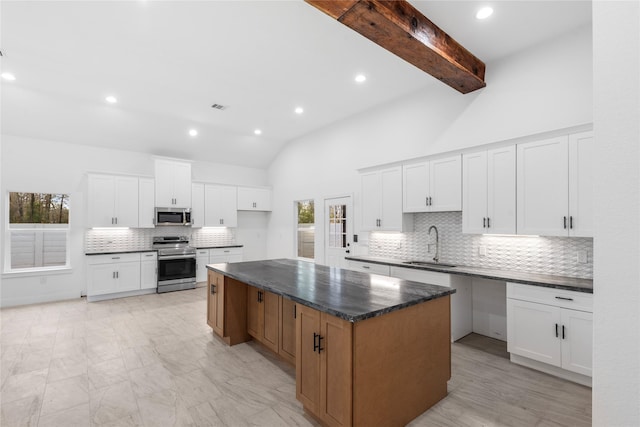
[577,250,588,263]
[478,246,487,257]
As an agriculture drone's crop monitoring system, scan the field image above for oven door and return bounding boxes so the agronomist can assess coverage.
[157,256,196,284]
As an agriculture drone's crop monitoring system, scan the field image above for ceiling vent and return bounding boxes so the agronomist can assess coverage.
[211,104,228,110]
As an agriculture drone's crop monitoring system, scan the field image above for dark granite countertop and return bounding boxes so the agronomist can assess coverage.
[85,249,156,256]
[346,256,593,294]
[207,259,455,323]
[194,245,244,250]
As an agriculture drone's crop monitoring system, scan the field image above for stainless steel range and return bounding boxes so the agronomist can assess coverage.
[153,236,196,293]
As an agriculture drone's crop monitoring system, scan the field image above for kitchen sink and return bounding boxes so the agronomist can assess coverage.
[402,261,456,268]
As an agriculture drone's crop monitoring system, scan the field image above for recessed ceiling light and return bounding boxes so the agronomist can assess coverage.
[476,7,493,20]
[105,95,117,104]
[355,74,367,83]
[295,107,304,115]
[254,129,262,135]
[1,72,16,81]
[188,129,198,137]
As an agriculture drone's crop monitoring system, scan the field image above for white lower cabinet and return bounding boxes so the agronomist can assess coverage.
[140,252,158,290]
[196,247,243,283]
[87,252,159,300]
[87,253,141,297]
[507,282,593,384]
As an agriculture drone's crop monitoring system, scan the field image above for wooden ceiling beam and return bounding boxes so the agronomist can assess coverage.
[305,0,486,94]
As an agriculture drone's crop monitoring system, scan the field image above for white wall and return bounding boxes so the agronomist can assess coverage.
[267,25,593,264]
[592,1,640,425]
[0,135,268,307]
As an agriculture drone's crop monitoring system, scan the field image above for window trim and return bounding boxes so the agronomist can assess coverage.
[4,191,72,274]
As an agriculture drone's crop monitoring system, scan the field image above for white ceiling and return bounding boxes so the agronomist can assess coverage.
[0,1,592,169]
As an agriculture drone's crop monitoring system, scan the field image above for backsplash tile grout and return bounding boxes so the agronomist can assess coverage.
[368,212,593,279]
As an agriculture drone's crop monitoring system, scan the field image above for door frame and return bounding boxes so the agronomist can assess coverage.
[323,193,354,267]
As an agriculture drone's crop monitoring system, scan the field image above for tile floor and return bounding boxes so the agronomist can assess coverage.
[0,287,591,426]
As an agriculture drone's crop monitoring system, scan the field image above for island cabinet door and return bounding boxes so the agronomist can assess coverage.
[279,298,296,364]
[296,305,322,416]
[246,286,279,353]
[296,304,353,427]
[207,271,225,337]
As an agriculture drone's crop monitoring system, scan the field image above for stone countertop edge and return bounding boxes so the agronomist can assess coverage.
[345,256,593,294]
[85,249,157,256]
[194,245,244,250]
[85,244,243,255]
[206,259,456,323]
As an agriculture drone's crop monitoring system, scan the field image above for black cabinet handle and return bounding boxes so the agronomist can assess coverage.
[562,325,566,340]
[317,335,324,353]
[555,296,574,301]
[426,197,429,206]
[429,196,432,206]
[483,217,486,228]
[570,216,573,229]
[313,332,319,352]
[293,304,296,319]
[487,217,490,228]
[257,290,263,303]
[555,323,559,338]
[210,284,216,295]
[563,216,567,229]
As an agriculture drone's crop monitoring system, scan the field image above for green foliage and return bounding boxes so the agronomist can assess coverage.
[9,192,70,224]
[297,200,314,224]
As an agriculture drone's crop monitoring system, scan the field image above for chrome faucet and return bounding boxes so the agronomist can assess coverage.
[428,225,439,263]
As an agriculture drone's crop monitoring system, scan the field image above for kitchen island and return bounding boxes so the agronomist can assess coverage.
[206,259,455,427]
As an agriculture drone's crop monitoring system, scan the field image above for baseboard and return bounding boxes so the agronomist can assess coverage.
[510,354,592,387]
[87,288,156,302]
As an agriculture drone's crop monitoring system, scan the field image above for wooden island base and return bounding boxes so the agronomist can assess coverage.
[207,269,452,427]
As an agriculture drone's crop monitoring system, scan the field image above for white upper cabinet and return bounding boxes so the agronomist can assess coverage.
[237,187,271,211]
[154,159,192,208]
[568,131,594,237]
[87,174,139,228]
[138,178,155,228]
[205,185,238,227]
[191,183,205,228]
[403,155,461,213]
[361,166,411,232]
[517,132,593,237]
[462,146,516,234]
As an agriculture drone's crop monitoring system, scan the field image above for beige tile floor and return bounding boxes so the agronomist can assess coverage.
[0,287,591,427]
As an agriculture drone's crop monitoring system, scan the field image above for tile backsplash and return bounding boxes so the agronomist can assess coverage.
[85,227,236,253]
[367,212,593,279]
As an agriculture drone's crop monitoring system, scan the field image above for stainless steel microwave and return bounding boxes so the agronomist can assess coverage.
[155,208,192,226]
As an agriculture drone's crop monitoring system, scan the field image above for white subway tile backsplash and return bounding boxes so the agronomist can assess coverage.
[368,212,593,279]
[85,227,235,253]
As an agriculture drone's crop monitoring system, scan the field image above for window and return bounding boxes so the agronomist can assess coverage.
[5,192,70,272]
[328,203,347,249]
[296,200,315,260]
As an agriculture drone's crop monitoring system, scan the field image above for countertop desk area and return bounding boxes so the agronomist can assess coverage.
[206,259,455,427]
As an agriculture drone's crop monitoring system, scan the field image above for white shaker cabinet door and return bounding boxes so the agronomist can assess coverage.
[379,167,404,231]
[429,155,461,212]
[487,146,516,234]
[360,171,381,231]
[568,131,594,237]
[138,178,155,228]
[560,309,593,376]
[462,151,488,234]
[507,298,562,367]
[114,176,139,228]
[517,137,569,236]
[88,175,116,227]
[403,161,430,213]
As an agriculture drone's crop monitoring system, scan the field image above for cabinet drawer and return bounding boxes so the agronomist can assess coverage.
[389,266,452,287]
[140,252,157,261]
[210,247,243,257]
[349,261,390,276]
[507,282,592,312]
[87,253,141,265]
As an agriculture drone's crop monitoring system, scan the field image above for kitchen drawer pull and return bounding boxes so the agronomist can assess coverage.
[145,254,154,257]
[224,250,230,253]
[555,296,574,301]
[112,257,120,260]
[362,265,370,269]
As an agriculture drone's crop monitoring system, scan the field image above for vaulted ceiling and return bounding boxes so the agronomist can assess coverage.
[0,1,591,168]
